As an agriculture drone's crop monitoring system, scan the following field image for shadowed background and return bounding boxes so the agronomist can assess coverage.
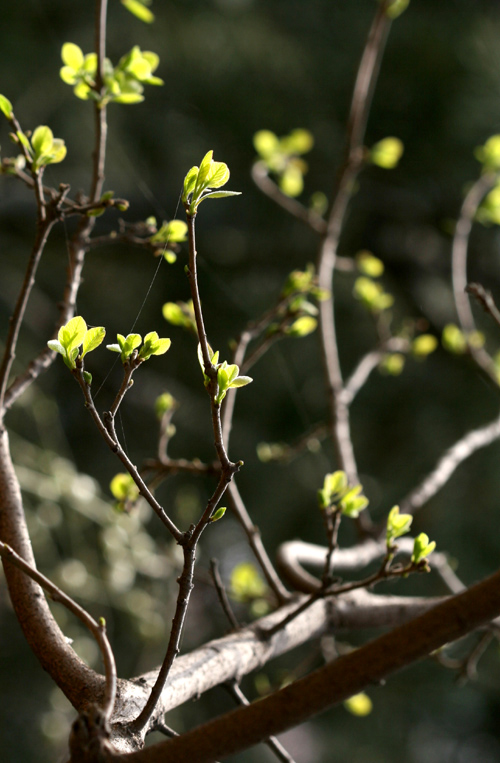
[1,0,500,761]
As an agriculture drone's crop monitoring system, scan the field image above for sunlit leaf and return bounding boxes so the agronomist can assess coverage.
[61,42,84,70]
[0,94,13,119]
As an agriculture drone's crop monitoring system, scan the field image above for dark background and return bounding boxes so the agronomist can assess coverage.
[1,0,500,761]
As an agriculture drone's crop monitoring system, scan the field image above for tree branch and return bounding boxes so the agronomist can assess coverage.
[316,3,392,526]
[117,566,500,763]
[451,172,499,383]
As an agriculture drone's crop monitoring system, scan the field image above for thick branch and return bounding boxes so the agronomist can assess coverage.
[118,567,500,762]
[0,540,116,720]
[0,427,105,709]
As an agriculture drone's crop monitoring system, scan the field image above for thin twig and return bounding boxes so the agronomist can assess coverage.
[0,541,116,720]
[399,410,500,514]
[0,219,55,414]
[210,558,240,631]
[225,681,297,763]
[73,365,182,541]
[451,172,499,383]
[251,161,327,235]
[341,337,409,406]
[466,282,500,331]
[227,481,292,604]
[264,552,423,639]
[130,201,245,734]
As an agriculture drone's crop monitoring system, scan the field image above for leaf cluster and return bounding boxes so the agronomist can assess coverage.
[317,470,369,518]
[253,128,314,198]
[107,331,171,363]
[197,344,252,404]
[47,317,105,375]
[60,43,163,106]
[182,150,241,214]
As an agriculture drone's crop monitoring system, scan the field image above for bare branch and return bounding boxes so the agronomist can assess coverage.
[466,282,500,331]
[251,161,327,235]
[0,427,105,710]
[341,337,409,406]
[73,366,182,541]
[118,566,500,763]
[452,172,499,383]
[0,219,55,414]
[316,3,392,529]
[227,481,292,604]
[210,558,240,631]
[399,411,500,514]
[0,541,116,720]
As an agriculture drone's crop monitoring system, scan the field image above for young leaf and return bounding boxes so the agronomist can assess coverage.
[195,190,242,205]
[356,251,384,277]
[286,316,317,337]
[386,505,413,545]
[206,161,230,188]
[210,507,227,523]
[81,326,106,358]
[371,137,404,169]
[412,334,438,358]
[47,340,65,355]
[139,331,171,360]
[61,42,84,70]
[109,472,140,504]
[59,316,87,354]
[194,150,214,195]
[0,94,13,120]
[344,692,373,717]
[412,533,436,565]
[229,375,253,388]
[182,166,199,202]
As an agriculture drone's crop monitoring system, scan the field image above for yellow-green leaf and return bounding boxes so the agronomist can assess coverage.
[61,42,84,70]
[121,0,155,23]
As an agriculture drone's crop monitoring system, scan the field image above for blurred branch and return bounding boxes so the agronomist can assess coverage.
[227,481,292,604]
[210,558,240,631]
[452,172,499,383]
[466,282,500,331]
[251,160,327,235]
[316,3,392,534]
[341,337,409,406]
[399,410,500,514]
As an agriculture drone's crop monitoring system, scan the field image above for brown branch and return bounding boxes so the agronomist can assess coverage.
[0,427,105,710]
[466,282,500,331]
[0,218,55,414]
[0,541,116,720]
[3,1,110,413]
[73,366,182,541]
[117,566,500,763]
[210,558,240,631]
[224,681,297,763]
[227,481,292,604]
[251,161,327,235]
